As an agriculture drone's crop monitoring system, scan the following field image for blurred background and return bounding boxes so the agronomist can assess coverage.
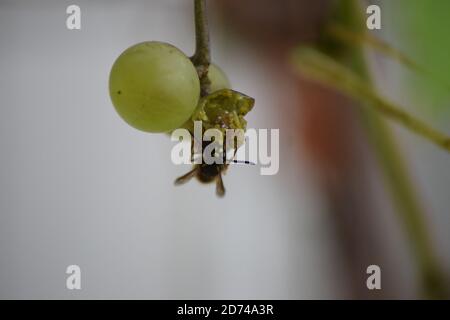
[0,0,449,299]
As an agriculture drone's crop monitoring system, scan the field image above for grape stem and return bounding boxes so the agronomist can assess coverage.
[191,0,211,97]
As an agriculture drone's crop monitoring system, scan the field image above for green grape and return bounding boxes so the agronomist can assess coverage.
[109,41,200,133]
[208,64,231,93]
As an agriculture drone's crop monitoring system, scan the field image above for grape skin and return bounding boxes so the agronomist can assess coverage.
[109,41,200,133]
[208,64,231,93]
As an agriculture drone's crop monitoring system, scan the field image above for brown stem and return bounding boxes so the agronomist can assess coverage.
[191,0,211,97]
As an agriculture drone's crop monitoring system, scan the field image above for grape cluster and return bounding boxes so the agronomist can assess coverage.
[109,41,230,133]
[109,41,254,196]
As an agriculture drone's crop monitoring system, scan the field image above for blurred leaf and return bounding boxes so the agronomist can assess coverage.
[383,0,450,117]
[291,46,450,152]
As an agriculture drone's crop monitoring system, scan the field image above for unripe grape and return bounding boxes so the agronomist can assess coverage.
[109,41,200,133]
[208,64,231,92]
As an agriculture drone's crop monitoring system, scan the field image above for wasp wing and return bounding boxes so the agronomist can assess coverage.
[174,167,198,185]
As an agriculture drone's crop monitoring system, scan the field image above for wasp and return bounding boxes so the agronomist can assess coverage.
[174,89,255,197]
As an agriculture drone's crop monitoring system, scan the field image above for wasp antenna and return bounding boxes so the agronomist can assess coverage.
[231,160,256,165]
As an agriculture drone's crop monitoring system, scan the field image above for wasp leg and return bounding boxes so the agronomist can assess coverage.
[215,174,226,197]
[174,167,198,185]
